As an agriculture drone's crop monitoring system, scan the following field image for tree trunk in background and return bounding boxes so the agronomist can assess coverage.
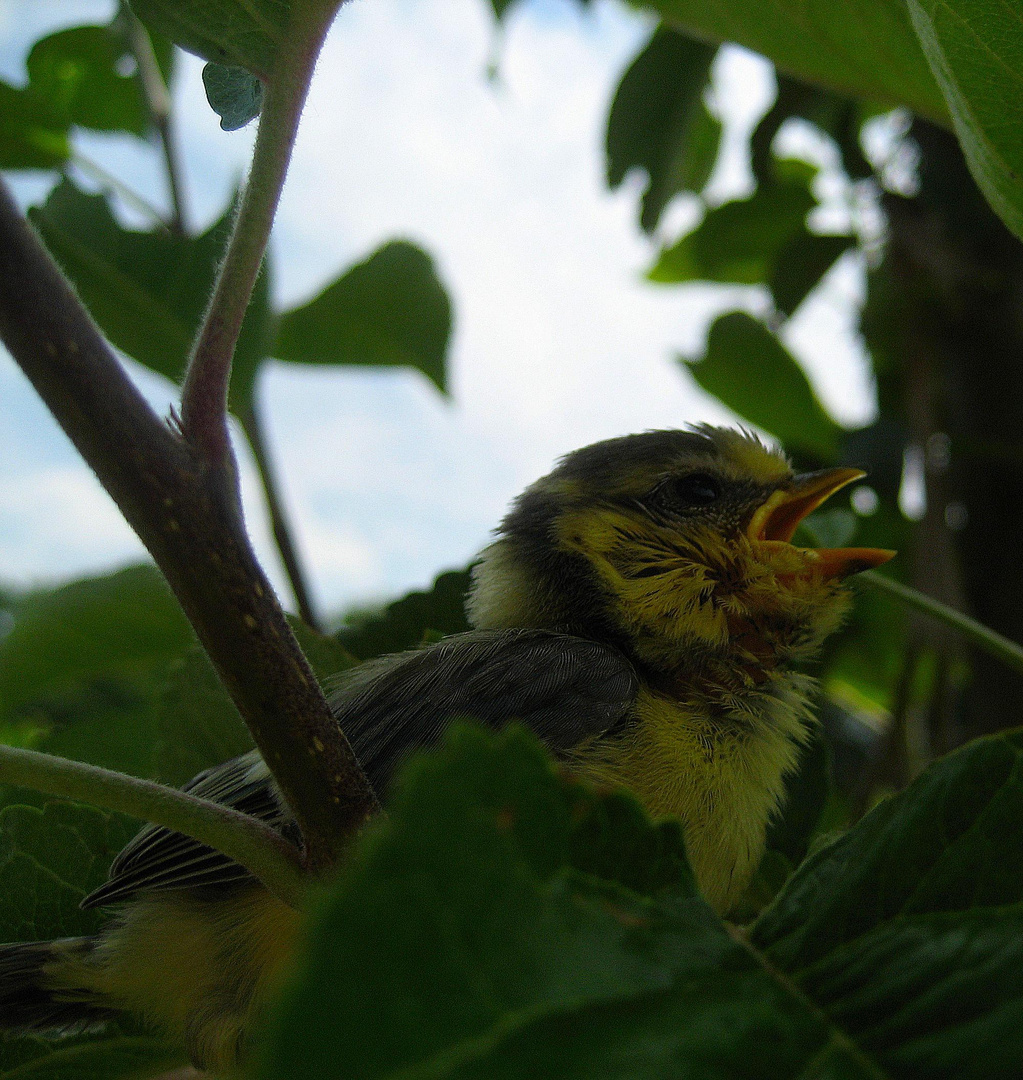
[881,120,1023,740]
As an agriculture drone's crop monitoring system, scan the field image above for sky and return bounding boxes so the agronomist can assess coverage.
[0,0,876,621]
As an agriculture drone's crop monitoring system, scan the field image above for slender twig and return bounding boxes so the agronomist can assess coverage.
[240,401,321,630]
[122,5,188,236]
[859,570,1023,677]
[0,744,306,908]
[180,5,335,463]
[70,151,170,232]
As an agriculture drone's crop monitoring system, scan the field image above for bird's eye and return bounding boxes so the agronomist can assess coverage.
[658,472,722,510]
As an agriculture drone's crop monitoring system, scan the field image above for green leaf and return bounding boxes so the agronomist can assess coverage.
[606,28,719,232]
[274,241,453,394]
[751,731,1023,1075]
[337,568,472,661]
[0,566,192,724]
[26,25,148,136]
[202,61,264,130]
[907,0,1023,241]
[258,724,872,1080]
[29,180,273,406]
[650,170,817,284]
[0,81,69,169]
[0,565,195,790]
[127,0,286,80]
[0,802,135,943]
[769,232,854,317]
[646,0,948,125]
[683,312,843,460]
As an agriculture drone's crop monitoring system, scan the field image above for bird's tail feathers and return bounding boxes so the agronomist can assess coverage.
[0,937,115,1035]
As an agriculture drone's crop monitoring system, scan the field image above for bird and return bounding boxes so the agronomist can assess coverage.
[0,426,894,1071]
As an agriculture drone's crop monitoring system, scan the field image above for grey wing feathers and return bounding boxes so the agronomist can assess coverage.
[334,629,638,793]
[81,629,637,909]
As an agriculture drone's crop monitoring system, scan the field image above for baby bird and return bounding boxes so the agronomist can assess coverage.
[0,426,893,1071]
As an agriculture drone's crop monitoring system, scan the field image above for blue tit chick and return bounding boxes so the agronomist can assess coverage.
[0,426,893,1072]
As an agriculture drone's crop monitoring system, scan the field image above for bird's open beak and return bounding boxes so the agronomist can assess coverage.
[746,467,896,580]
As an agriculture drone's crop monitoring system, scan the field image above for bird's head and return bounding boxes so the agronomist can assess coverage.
[468,426,894,691]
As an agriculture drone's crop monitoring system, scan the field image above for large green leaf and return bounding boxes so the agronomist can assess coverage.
[751,731,1023,1076]
[260,723,1023,1078]
[907,0,1023,240]
[29,180,273,409]
[257,725,868,1079]
[606,28,720,232]
[128,0,287,80]
[684,311,843,460]
[274,241,453,394]
[646,0,948,124]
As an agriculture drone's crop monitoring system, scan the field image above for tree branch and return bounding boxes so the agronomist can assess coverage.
[0,744,306,908]
[0,174,378,875]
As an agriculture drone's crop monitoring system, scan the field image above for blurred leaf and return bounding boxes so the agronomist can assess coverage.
[0,565,192,722]
[684,312,843,460]
[26,25,147,136]
[769,232,854,317]
[0,81,69,169]
[337,568,472,661]
[202,61,263,129]
[0,566,194,789]
[258,724,867,1079]
[274,241,452,394]
[650,169,817,284]
[606,28,719,232]
[644,0,948,124]
[127,0,286,80]
[30,180,273,404]
[907,0,1023,241]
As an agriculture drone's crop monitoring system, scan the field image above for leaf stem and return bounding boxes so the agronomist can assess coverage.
[0,744,306,908]
[859,570,1023,677]
[240,400,321,630]
[123,6,188,236]
[180,4,335,462]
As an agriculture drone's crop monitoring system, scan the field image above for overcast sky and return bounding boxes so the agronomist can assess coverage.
[0,0,875,620]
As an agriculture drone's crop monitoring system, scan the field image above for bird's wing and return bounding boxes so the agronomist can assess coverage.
[81,629,637,908]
